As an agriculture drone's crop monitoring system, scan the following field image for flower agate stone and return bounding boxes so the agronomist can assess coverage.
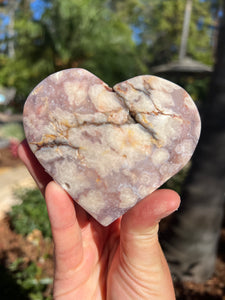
[23,68,201,226]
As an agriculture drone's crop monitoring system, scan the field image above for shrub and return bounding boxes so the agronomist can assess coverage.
[9,188,51,238]
[9,259,53,300]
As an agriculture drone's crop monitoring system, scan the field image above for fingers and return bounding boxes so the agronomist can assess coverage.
[45,181,83,274]
[17,139,52,194]
[120,189,180,299]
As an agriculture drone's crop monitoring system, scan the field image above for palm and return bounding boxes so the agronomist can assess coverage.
[48,189,174,300]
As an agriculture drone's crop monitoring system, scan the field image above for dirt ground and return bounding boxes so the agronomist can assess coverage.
[175,227,225,300]
[0,147,22,168]
[0,217,54,299]
[0,147,225,299]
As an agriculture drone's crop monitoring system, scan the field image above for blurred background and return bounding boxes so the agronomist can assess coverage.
[0,0,224,299]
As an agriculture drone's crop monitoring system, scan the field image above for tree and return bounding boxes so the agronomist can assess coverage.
[112,0,215,67]
[0,0,146,107]
[160,0,225,282]
[110,0,216,103]
[0,0,217,105]
[0,0,49,99]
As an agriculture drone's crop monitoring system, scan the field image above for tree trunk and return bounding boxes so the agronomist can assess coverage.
[160,0,225,283]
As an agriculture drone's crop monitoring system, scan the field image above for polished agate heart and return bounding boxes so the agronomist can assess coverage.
[23,69,201,226]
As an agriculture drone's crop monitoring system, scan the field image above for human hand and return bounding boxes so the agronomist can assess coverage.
[18,140,180,300]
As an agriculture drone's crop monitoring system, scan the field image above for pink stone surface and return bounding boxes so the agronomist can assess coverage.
[23,68,201,226]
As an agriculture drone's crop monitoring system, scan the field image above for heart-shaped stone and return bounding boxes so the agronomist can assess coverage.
[23,68,201,226]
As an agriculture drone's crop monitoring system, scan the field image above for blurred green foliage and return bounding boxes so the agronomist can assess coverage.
[112,0,215,66]
[0,0,146,102]
[112,0,215,102]
[176,77,211,102]
[0,0,217,109]
[9,259,52,300]
[9,188,51,238]
[0,122,24,140]
[6,188,53,299]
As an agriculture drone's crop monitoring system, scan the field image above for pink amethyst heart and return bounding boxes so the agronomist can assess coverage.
[23,69,201,226]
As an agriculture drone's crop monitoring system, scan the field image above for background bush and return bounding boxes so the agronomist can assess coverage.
[9,188,51,238]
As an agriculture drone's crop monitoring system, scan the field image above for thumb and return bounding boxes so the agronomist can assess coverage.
[121,189,180,235]
[119,189,180,299]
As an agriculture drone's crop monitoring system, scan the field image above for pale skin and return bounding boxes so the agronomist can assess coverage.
[18,140,180,300]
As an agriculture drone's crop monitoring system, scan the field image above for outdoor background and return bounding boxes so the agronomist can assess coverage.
[0,0,224,299]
